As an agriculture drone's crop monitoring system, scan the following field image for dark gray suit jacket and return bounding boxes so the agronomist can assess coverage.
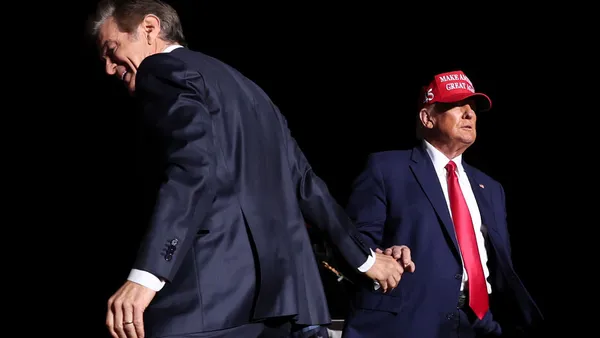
[133,47,371,337]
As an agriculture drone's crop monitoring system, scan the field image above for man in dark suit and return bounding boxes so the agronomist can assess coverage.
[341,70,544,338]
[88,1,409,337]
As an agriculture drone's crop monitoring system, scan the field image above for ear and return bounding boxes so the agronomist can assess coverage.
[141,14,161,44]
[419,107,434,130]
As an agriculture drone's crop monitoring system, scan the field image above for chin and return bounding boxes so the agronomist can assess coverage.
[458,134,476,145]
[463,138,476,145]
[462,130,476,141]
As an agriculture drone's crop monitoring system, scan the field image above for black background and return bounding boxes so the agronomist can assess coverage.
[28,2,587,336]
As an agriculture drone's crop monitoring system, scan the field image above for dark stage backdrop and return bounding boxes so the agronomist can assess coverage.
[70,2,557,336]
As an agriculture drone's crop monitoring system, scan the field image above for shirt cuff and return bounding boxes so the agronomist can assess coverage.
[357,248,376,272]
[127,269,166,292]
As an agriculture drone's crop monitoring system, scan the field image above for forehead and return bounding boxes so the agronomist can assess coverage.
[97,17,120,48]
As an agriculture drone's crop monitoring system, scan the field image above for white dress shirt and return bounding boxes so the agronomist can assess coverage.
[423,140,491,293]
[127,44,375,291]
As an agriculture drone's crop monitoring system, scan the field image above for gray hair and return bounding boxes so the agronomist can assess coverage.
[87,0,186,46]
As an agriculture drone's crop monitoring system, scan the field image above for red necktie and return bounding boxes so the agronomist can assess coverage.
[445,160,489,320]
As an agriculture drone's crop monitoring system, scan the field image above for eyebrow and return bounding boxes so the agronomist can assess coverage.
[99,40,113,60]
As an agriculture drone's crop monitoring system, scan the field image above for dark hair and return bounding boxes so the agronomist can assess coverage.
[87,0,186,46]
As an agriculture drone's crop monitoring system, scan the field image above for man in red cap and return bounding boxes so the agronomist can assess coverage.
[341,70,544,337]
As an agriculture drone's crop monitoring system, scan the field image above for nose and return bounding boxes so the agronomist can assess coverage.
[105,59,117,75]
[464,104,476,118]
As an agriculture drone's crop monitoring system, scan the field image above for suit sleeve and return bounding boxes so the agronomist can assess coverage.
[132,54,216,282]
[276,111,371,270]
[345,154,387,250]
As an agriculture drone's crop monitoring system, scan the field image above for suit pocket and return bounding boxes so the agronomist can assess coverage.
[354,291,404,314]
[196,229,209,236]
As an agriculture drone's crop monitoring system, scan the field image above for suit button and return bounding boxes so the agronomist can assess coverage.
[446,313,455,320]
[454,273,462,280]
[170,239,179,246]
[165,253,173,261]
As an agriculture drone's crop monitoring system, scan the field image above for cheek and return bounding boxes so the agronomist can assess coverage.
[117,49,131,62]
[108,51,126,65]
[114,42,134,60]
[438,119,453,131]
[120,47,145,69]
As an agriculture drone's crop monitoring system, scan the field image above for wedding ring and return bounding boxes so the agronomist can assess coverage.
[123,321,133,325]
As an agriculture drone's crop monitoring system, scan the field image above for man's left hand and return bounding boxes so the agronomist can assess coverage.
[382,245,416,273]
[106,280,156,338]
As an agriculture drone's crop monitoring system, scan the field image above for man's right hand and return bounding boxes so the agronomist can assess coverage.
[364,252,403,293]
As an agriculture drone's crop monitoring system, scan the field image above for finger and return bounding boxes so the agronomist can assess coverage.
[384,253,398,263]
[386,277,394,290]
[392,265,403,288]
[124,323,137,338]
[391,245,405,260]
[384,248,393,256]
[133,304,145,338]
[405,261,416,272]
[379,280,388,293]
[393,257,403,274]
[106,299,118,338]
[375,248,383,254]
[123,304,138,338]
[390,274,399,291]
[400,246,412,267]
[387,274,400,289]
[114,301,127,338]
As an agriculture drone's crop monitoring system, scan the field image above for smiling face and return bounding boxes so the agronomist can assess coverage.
[97,15,164,95]
[419,98,478,158]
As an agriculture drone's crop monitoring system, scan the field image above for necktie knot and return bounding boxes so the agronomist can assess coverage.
[445,160,457,173]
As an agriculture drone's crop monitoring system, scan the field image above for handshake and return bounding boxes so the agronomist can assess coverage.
[364,245,415,293]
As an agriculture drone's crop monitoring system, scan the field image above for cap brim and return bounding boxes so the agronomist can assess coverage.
[438,92,492,112]
[470,93,492,112]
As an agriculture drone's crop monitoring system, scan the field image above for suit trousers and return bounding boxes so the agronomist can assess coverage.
[160,316,329,338]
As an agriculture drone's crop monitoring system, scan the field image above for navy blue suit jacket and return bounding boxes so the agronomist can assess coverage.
[132,47,372,337]
[342,145,543,338]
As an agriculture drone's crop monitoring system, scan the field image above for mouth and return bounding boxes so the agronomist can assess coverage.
[461,125,473,129]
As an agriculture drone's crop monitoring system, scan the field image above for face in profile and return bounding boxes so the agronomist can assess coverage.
[97,16,154,94]
[422,98,478,147]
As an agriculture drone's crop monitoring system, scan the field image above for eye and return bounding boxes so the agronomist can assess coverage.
[100,44,117,61]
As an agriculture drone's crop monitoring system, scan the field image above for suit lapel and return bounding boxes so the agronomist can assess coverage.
[409,146,461,261]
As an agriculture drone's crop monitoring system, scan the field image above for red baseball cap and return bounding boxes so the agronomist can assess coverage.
[421,70,492,112]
